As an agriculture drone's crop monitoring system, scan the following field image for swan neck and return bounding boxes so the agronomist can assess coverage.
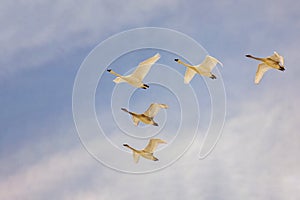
[122,108,136,116]
[121,108,129,113]
[177,60,193,68]
[109,70,122,77]
[125,145,137,152]
[248,55,264,61]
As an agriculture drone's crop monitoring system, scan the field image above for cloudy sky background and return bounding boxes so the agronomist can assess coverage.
[1,0,300,199]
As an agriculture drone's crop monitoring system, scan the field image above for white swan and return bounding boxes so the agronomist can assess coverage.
[107,53,160,89]
[246,51,285,84]
[174,55,223,84]
[121,103,168,126]
[123,138,166,163]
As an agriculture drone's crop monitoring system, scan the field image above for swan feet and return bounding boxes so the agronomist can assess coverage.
[279,66,285,71]
[210,74,217,79]
[153,122,158,126]
[153,157,159,161]
[142,84,149,89]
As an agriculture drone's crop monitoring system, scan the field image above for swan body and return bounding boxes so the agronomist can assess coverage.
[123,138,166,163]
[107,53,160,89]
[174,55,223,84]
[245,51,285,84]
[121,103,168,126]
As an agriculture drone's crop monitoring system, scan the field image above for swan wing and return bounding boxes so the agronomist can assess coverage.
[133,151,140,163]
[143,103,168,118]
[269,52,284,65]
[184,68,197,84]
[113,77,126,83]
[144,138,166,153]
[198,55,223,71]
[279,55,284,66]
[132,116,140,126]
[255,63,271,84]
[130,53,160,81]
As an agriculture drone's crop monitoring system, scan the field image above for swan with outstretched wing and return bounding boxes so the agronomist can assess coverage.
[174,55,223,84]
[123,138,166,163]
[245,51,285,84]
[121,103,168,126]
[107,53,160,89]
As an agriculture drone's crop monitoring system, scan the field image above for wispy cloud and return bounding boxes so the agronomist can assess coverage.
[1,88,299,199]
[0,0,182,77]
[1,0,299,200]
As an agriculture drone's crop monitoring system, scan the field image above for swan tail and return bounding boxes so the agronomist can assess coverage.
[133,151,140,163]
[113,77,125,83]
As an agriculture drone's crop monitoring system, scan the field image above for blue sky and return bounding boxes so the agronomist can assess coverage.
[1,0,300,199]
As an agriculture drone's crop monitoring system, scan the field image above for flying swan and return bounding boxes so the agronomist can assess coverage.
[245,52,285,84]
[121,103,168,126]
[107,53,160,89]
[123,138,166,163]
[174,55,223,84]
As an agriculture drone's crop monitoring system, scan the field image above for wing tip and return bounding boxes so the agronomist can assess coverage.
[254,78,260,84]
[184,79,190,84]
[113,77,121,83]
[206,55,223,66]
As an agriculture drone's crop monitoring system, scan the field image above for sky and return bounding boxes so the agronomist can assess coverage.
[1,0,300,199]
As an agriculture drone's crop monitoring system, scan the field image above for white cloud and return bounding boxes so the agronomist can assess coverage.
[1,88,299,200]
[0,143,94,200]
[1,1,299,200]
[0,0,182,77]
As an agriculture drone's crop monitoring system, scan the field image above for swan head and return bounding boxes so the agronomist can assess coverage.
[174,58,179,62]
[107,69,112,72]
[123,143,129,147]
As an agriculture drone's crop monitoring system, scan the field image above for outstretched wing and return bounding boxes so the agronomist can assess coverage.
[130,53,161,81]
[184,68,197,84]
[143,103,168,118]
[269,51,284,66]
[143,138,166,153]
[133,151,140,163]
[132,116,140,126]
[255,63,271,84]
[113,77,126,83]
[198,55,223,72]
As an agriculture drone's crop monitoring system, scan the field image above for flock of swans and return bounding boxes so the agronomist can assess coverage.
[106,51,285,163]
